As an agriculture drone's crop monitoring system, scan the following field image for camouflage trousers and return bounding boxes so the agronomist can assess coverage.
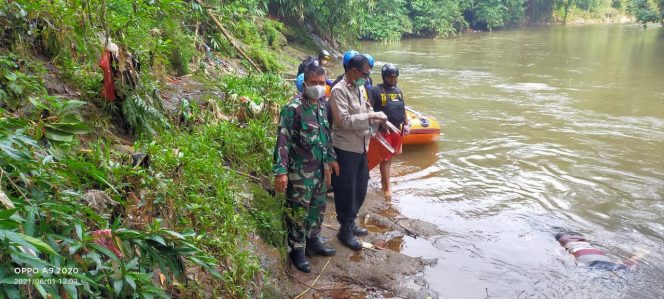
[285,168,327,249]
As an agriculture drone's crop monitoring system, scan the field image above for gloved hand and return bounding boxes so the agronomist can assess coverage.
[368,111,387,121]
[384,121,399,133]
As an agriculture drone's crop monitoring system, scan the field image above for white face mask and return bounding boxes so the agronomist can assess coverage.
[304,84,326,99]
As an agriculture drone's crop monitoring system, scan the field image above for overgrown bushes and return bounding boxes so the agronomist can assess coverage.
[1,0,299,297]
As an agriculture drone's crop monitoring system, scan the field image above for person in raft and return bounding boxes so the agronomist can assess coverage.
[330,54,389,251]
[556,231,647,271]
[370,63,410,199]
[273,65,340,273]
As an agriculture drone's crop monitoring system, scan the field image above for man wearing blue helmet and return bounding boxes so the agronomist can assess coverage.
[363,54,375,90]
[330,54,388,251]
[331,50,360,87]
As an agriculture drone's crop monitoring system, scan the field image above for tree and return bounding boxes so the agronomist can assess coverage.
[362,0,412,41]
[409,0,467,37]
[628,0,664,26]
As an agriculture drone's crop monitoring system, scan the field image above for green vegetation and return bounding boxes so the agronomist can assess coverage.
[267,0,661,42]
[628,0,664,26]
[1,0,296,297]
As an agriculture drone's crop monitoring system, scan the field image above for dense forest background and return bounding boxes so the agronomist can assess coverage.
[270,0,664,42]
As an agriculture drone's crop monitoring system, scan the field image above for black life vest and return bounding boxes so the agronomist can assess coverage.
[376,84,405,127]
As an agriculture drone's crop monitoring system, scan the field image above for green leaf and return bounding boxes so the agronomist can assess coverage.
[0,230,59,255]
[75,223,82,240]
[0,220,21,230]
[125,274,136,290]
[89,243,119,262]
[114,229,143,239]
[23,206,36,236]
[60,100,86,113]
[68,272,98,286]
[44,127,74,142]
[3,284,22,299]
[10,252,52,269]
[0,208,18,219]
[125,257,139,270]
[162,230,185,240]
[7,83,22,95]
[68,242,83,255]
[33,282,48,298]
[63,283,78,299]
[113,279,124,296]
[147,235,166,246]
[48,122,90,135]
[4,72,17,81]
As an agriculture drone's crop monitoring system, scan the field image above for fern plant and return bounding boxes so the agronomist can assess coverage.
[121,85,170,136]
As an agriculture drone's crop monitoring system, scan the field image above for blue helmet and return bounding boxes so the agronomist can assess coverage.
[342,50,360,66]
[296,73,305,93]
[364,54,374,68]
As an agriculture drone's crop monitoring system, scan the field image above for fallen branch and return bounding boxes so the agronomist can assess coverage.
[336,274,369,288]
[0,168,32,206]
[285,270,322,292]
[0,187,15,209]
[390,218,419,238]
[368,212,419,238]
[293,257,331,299]
[222,165,261,182]
[195,0,262,73]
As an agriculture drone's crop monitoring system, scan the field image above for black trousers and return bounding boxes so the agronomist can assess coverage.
[332,147,369,226]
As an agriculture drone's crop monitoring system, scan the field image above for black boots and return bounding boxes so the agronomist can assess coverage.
[306,236,336,256]
[289,248,311,273]
[337,224,363,251]
[351,222,368,236]
[290,237,336,273]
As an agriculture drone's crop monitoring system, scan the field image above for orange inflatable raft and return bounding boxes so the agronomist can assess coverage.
[401,106,441,145]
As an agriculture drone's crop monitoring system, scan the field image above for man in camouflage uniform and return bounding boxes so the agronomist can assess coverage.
[273,65,339,273]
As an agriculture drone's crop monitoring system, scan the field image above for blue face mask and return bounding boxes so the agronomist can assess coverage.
[355,78,367,86]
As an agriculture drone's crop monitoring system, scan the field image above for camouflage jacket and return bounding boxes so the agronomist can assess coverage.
[273,95,336,176]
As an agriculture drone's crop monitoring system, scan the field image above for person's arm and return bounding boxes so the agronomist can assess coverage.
[273,106,295,192]
[324,116,339,184]
[330,88,373,130]
[400,90,411,135]
[321,104,337,164]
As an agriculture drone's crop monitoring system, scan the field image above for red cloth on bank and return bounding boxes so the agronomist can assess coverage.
[99,50,116,101]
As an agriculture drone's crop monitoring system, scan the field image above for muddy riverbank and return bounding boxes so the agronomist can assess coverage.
[258,187,444,299]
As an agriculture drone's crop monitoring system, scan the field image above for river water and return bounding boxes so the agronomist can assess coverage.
[357,24,664,298]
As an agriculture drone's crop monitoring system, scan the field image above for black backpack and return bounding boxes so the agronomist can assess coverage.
[297,56,319,76]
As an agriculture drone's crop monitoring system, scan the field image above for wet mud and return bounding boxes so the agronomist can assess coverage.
[260,189,444,299]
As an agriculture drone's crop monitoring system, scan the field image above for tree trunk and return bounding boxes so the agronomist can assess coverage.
[194,0,262,73]
[563,0,572,25]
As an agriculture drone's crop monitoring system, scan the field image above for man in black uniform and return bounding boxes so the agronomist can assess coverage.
[370,64,410,199]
